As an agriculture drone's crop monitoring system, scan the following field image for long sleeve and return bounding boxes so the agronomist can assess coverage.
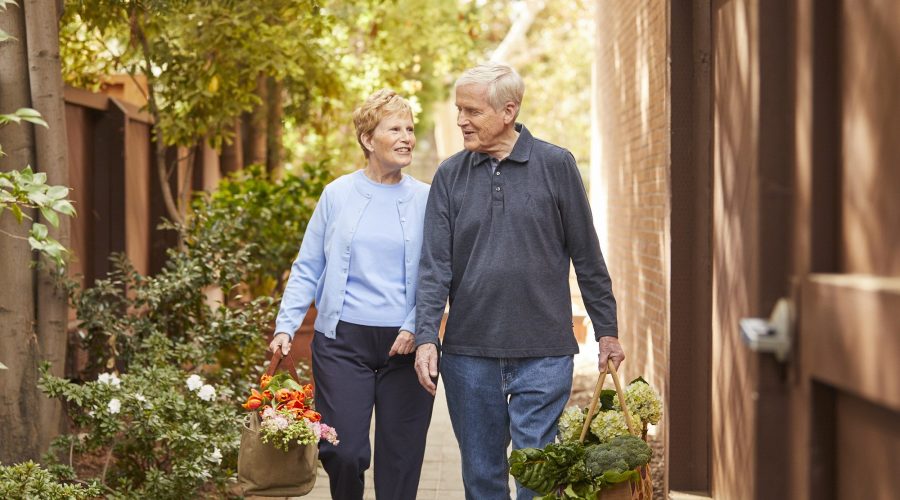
[557,152,618,338]
[274,189,329,339]
[414,169,453,347]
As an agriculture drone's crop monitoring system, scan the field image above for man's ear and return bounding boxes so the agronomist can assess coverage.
[503,102,519,125]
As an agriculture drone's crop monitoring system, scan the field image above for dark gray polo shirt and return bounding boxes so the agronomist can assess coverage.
[415,124,618,358]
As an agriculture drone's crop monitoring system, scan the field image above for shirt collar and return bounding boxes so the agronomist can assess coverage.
[472,123,533,167]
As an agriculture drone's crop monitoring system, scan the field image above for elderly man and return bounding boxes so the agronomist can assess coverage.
[413,62,624,499]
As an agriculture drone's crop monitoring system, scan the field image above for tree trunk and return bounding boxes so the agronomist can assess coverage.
[24,0,70,455]
[246,72,268,166]
[265,76,283,176]
[220,117,243,174]
[0,0,42,464]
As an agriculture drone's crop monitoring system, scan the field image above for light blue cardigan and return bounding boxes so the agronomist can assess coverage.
[274,171,430,339]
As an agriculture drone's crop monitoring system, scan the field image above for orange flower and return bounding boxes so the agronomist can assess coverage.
[275,389,292,403]
[260,374,272,389]
[242,389,265,410]
[262,390,273,402]
[303,409,321,422]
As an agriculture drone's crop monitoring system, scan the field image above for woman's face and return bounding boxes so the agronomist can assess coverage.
[365,112,415,169]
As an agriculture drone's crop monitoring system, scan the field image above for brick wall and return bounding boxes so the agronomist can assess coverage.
[592,0,670,401]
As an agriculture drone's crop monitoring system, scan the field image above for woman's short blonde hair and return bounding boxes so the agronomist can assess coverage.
[455,62,525,119]
[352,89,414,158]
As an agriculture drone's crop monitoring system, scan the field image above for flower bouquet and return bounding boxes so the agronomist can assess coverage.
[242,372,339,452]
[508,360,662,499]
[237,349,332,496]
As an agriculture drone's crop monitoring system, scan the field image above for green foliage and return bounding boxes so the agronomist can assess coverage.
[182,162,332,296]
[584,435,651,478]
[39,345,240,500]
[0,461,101,500]
[0,0,17,42]
[509,442,587,495]
[0,109,76,269]
[60,0,484,168]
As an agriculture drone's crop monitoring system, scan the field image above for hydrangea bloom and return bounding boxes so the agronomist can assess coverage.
[589,409,636,443]
[197,384,216,401]
[186,374,203,392]
[614,381,662,426]
[107,398,121,414]
[557,406,586,443]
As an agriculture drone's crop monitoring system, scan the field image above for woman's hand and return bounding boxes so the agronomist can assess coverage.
[269,332,292,355]
[388,330,416,356]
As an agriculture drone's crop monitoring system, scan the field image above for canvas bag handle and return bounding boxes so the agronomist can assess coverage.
[265,348,301,383]
[579,359,639,443]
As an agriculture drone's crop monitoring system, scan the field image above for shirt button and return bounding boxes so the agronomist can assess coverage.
[401,218,406,223]
[495,171,501,176]
[495,186,501,192]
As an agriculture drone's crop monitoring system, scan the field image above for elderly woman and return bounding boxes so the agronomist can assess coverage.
[269,89,433,500]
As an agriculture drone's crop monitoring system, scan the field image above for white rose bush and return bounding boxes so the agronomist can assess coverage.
[38,334,242,499]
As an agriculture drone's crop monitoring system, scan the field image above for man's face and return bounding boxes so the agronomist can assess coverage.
[455,83,511,153]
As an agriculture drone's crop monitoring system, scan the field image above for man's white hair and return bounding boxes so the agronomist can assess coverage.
[455,62,525,119]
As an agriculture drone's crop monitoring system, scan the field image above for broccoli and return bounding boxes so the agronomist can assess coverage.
[584,435,652,478]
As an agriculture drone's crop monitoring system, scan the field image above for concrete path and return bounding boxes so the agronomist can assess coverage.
[301,379,467,500]
[300,342,599,499]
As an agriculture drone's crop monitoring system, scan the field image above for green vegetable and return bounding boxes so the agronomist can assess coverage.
[584,435,652,480]
[509,442,587,495]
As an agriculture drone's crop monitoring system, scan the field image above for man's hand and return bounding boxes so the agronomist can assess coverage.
[389,330,416,356]
[269,332,292,355]
[414,343,439,396]
[598,336,625,372]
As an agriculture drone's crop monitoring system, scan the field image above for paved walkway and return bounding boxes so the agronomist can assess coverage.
[302,379,467,499]
[301,342,599,499]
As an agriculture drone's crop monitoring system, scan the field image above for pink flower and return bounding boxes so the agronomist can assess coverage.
[318,423,339,445]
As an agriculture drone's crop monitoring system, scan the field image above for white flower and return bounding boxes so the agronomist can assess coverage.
[107,398,121,414]
[186,374,203,392]
[134,393,146,402]
[98,372,121,387]
[208,447,223,464]
[197,384,216,401]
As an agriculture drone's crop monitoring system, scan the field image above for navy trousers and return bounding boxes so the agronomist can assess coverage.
[312,321,434,500]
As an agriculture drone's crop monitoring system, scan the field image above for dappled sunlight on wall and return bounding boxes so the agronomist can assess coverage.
[711,1,759,498]
[593,0,669,453]
[840,0,900,277]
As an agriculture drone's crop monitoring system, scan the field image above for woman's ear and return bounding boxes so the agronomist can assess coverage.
[361,133,375,153]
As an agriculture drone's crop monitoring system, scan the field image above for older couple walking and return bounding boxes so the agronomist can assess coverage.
[269,62,624,500]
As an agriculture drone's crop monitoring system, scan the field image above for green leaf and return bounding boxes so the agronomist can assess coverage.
[0,112,21,124]
[0,0,18,11]
[599,389,618,411]
[28,236,45,251]
[0,361,7,370]
[41,206,59,227]
[0,29,13,43]
[598,469,638,485]
[11,203,23,223]
[52,199,76,216]
[29,192,52,206]
[31,222,48,239]
[46,185,70,200]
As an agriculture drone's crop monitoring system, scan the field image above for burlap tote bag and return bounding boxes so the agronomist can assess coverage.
[238,350,318,496]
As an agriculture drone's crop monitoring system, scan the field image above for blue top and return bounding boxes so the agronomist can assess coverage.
[341,174,410,326]
[274,170,430,339]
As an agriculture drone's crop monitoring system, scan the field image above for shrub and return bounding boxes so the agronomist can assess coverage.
[0,461,100,500]
[40,335,240,499]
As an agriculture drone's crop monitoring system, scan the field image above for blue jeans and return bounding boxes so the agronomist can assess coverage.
[441,354,574,500]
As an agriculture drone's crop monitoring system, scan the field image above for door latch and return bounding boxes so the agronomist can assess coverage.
[739,298,793,362]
